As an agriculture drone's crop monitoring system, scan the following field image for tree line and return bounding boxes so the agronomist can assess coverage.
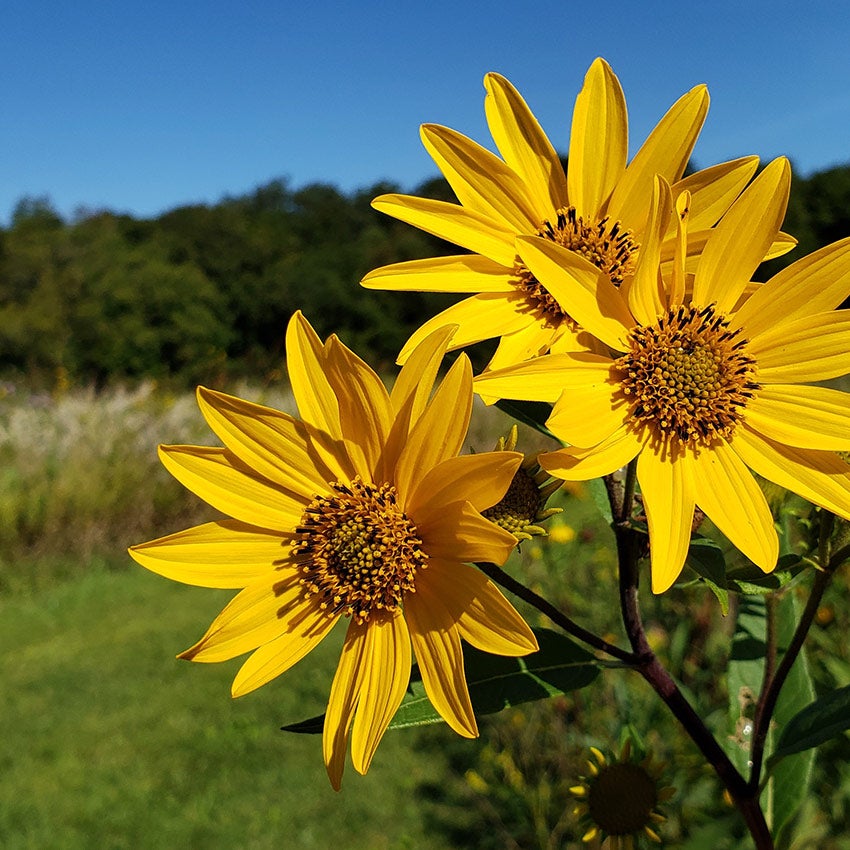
[1,162,848,387]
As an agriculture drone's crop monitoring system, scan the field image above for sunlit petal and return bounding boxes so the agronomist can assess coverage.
[540,427,643,481]
[361,254,516,293]
[129,520,289,588]
[484,72,568,216]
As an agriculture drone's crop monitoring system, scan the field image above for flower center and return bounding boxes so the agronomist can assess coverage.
[588,762,658,836]
[614,304,759,446]
[514,206,640,327]
[293,478,427,623]
[483,467,542,537]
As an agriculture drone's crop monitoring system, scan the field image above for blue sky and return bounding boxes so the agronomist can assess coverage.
[1,0,848,224]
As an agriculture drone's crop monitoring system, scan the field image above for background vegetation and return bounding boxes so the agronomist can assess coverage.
[3,160,850,848]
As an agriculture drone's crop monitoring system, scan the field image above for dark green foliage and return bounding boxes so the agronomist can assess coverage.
[2,162,849,385]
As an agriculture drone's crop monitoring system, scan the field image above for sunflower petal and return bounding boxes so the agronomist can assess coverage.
[323,336,392,480]
[607,85,709,232]
[745,385,850,451]
[417,500,518,566]
[692,158,791,313]
[539,427,643,480]
[285,311,342,440]
[731,425,850,520]
[196,387,333,499]
[231,608,337,697]
[731,236,850,338]
[637,443,695,593]
[517,236,634,350]
[397,293,532,364]
[371,194,517,267]
[488,320,558,369]
[361,254,516,293]
[394,354,472,502]
[672,156,759,232]
[405,582,477,737]
[350,610,411,776]
[687,440,778,572]
[424,560,537,655]
[568,57,628,220]
[546,375,627,449]
[483,72,568,217]
[324,619,369,790]
[474,352,590,403]
[159,445,306,529]
[129,520,289,588]
[747,310,850,383]
[420,123,539,232]
[628,175,672,326]
[406,451,522,518]
[179,571,311,662]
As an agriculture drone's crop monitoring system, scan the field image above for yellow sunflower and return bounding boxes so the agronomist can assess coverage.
[130,313,537,788]
[362,58,793,371]
[474,157,850,593]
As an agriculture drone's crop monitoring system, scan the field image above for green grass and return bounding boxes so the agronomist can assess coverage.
[0,562,452,850]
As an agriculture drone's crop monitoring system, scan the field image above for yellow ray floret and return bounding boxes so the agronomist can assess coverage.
[130,313,537,788]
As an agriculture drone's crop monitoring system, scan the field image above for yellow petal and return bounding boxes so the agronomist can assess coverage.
[424,560,537,655]
[361,254,516,293]
[417,500,518,566]
[324,619,368,790]
[393,354,472,502]
[747,310,850,383]
[692,158,791,313]
[474,352,590,403]
[371,193,517,267]
[517,236,634,350]
[607,85,709,232]
[483,72,568,217]
[731,235,850,338]
[568,57,628,220]
[323,335,392,480]
[420,123,539,232]
[687,440,778,572]
[546,372,627,449]
[745,385,850,451]
[405,582,477,737]
[285,311,342,440]
[764,231,797,260]
[196,387,332,500]
[540,427,643,480]
[628,175,673,326]
[397,293,532,364]
[350,610,411,776]
[487,320,557,369]
[637,442,695,593]
[671,156,759,232]
[231,607,337,697]
[129,520,288,588]
[180,571,310,662]
[667,190,690,306]
[731,425,850,520]
[390,325,455,418]
[406,451,522,519]
[159,445,306,529]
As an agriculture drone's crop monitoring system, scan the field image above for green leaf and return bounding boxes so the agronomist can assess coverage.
[281,628,602,734]
[684,537,729,614]
[769,684,850,765]
[726,554,808,595]
[494,398,555,440]
[586,476,613,524]
[770,593,816,844]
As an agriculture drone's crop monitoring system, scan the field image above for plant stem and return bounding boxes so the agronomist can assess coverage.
[477,560,635,664]
[609,465,774,848]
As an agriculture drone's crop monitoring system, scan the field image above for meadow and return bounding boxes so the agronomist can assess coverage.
[4,382,850,848]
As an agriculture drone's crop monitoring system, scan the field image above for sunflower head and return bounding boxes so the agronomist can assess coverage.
[482,425,562,541]
[570,740,673,848]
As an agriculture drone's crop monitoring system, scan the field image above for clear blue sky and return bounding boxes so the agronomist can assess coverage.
[1,0,848,225]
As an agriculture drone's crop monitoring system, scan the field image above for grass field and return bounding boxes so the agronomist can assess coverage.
[4,384,850,848]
